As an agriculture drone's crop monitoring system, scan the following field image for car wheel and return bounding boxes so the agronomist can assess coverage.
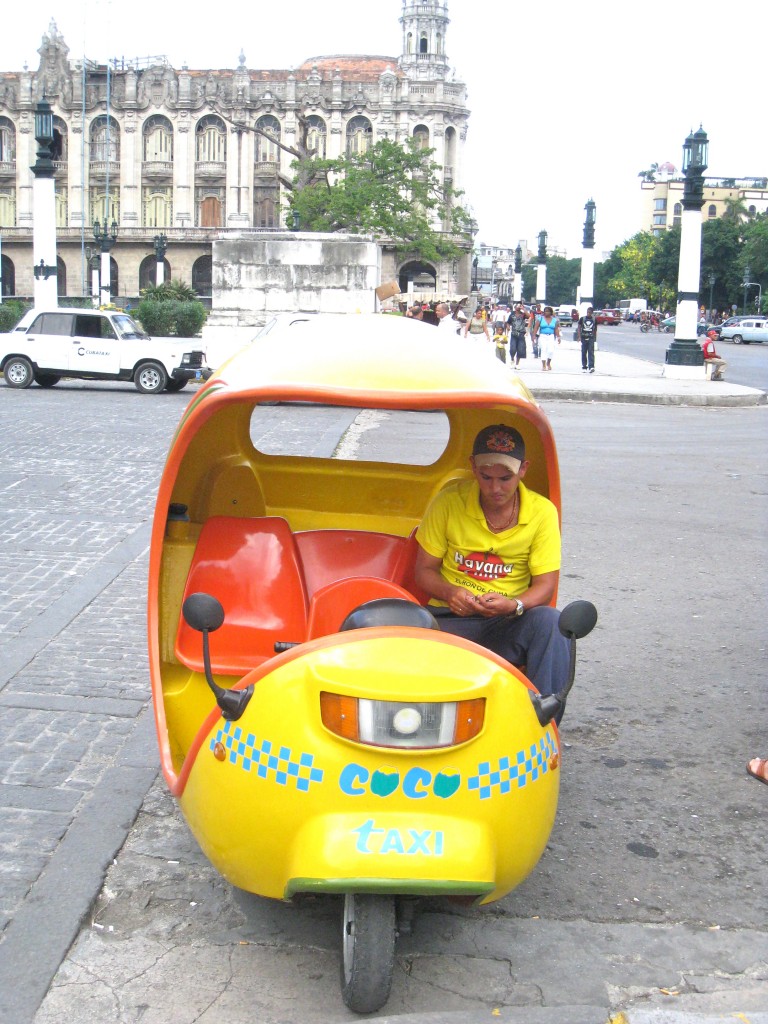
[35,373,61,387]
[731,334,743,345]
[4,356,35,389]
[340,893,395,1013]
[135,361,168,394]
[165,379,187,393]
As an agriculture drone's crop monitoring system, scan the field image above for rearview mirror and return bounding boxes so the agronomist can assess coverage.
[558,600,598,640]
[182,592,225,633]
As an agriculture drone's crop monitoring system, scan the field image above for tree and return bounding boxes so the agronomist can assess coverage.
[543,255,581,306]
[595,232,659,306]
[701,219,742,312]
[286,138,472,262]
[722,196,749,225]
[637,163,659,183]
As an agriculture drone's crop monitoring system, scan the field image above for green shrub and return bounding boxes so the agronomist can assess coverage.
[135,299,176,337]
[134,298,207,337]
[173,301,207,337]
[0,301,31,332]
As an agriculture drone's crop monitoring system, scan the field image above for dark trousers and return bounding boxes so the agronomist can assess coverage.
[433,606,570,700]
[581,336,595,370]
[510,333,526,363]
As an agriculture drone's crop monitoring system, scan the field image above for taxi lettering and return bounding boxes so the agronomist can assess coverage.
[339,763,461,800]
[352,819,444,856]
[77,347,110,357]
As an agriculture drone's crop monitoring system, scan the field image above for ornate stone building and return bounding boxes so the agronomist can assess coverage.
[0,1,470,303]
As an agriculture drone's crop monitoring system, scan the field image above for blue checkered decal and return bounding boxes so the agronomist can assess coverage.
[210,721,324,791]
[467,733,558,800]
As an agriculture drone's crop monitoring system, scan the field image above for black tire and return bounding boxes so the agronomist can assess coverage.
[340,893,396,1013]
[165,379,188,393]
[135,361,168,394]
[732,334,743,345]
[35,373,61,388]
[4,356,34,389]
[640,324,650,333]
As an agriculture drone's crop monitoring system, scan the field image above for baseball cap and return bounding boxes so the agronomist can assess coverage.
[472,424,526,474]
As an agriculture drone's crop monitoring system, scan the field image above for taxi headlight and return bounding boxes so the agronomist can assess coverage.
[320,693,484,749]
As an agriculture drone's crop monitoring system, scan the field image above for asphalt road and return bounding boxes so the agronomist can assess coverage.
[595,323,768,391]
[0,383,761,1024]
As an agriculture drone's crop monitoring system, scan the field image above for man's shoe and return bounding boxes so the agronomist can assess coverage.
[582,368,588,373]
[589,368,595,373]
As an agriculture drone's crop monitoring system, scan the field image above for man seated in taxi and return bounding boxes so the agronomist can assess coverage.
[413,424,570,713]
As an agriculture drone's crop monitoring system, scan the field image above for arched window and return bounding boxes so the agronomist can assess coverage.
[143,115,173,163]
[52,117,67,165]
[305,115,327,159]
[90,116,120,165]
[143,186,173,227]
[254,185,279,227]
[673,202,682,216]
[346,116,373,156]
[419,34,429,54]
[196,187,224,227]
[139,253,171,289]
[748,205,756,216]
[413,124,430,150]
[192,255,213,297]
[89,187,119,227]
[707,204,717,218]
[255,116,281,165]
[1,253,14,296]
[56,255,67,298]
[0,117,14,167]
[398,259,437,294]
[0,187,16,227]
[55,185,68,229]
[195,115,226,163]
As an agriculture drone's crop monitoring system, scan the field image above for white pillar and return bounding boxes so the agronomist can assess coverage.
[675,206,702,342]
[99,250,111,306]
[32,176,58,308]
[536,263,547,304]
[579,247,595,315]
[156,258,165,286]
[513,273,522,303]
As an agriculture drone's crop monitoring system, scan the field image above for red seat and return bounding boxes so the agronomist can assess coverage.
[295,529,407,597]
[306,577,419,640]
[390,527,430,605]
[176,516,308,674]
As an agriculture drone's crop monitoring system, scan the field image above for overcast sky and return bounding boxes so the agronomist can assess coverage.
[2,0,763,257]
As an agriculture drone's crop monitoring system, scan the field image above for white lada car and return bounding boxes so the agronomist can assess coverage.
[0,307,211,394]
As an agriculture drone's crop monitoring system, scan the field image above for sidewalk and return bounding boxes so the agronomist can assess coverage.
[504,340,765,407]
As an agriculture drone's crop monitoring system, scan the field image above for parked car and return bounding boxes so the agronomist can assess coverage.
[0,307,211,393]
[595,309,621,325]
[708,315,752,339]
[719,318,768,345]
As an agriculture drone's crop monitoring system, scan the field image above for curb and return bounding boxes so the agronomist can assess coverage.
[528,386,767,407]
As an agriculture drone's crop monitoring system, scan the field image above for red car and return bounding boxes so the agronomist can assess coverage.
[595,309,621,325]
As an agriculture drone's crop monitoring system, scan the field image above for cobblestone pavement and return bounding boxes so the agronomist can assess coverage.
[0,379,192,1020]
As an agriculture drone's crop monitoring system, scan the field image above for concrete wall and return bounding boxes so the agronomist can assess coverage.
[202,232,381,367]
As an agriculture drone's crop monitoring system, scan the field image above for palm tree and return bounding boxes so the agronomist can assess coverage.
[722,196,749,223]
[637,163,659,183]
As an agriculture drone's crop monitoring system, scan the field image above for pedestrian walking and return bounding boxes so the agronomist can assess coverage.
[532,306,560,371]
[506,302,528,368]
[577,306,597,373]
[464,307,492,343]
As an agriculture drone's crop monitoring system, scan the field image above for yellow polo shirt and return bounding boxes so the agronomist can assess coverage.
[416,480,561,605]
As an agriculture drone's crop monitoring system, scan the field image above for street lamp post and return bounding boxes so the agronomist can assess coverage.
[579,199,596,314]
[472,256,478,292]
[93,219,118,307]
[513,245,522,303]
[153,233,168,287]
[707,271,716,319]
[741,268,762,315]
[535,230,547,305]
[742,266,751,315]
[665,127,707,377]
[31,96,58,308]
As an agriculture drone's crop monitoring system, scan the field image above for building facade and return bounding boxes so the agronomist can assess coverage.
[0,1,470,303]
[641,170,768,236]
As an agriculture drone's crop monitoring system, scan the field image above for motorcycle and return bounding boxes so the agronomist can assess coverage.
[148,313,597,1013]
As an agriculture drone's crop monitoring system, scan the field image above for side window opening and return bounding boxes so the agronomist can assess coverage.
[39,313,74,336]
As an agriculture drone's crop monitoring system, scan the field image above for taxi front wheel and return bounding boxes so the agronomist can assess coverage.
[135,361,168,394]
[341,893,395,1013]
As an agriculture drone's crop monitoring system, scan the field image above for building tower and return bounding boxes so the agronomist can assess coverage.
[399,0,451,78]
